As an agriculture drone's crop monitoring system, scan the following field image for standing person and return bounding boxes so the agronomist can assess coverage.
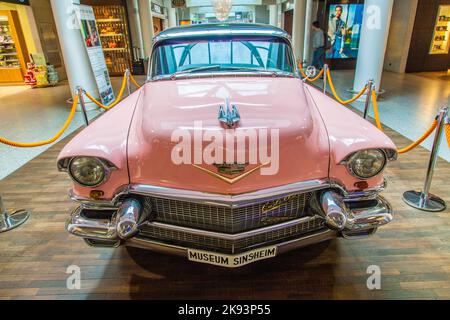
[328,5,347,58]
[312,21,325,69]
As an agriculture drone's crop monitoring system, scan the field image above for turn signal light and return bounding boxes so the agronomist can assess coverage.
[354,181,369,190]
[90,190,104,200]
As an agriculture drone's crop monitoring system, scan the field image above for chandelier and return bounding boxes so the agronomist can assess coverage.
[213,0,233,21]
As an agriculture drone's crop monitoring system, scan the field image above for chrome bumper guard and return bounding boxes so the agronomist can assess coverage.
[66,184,393,254]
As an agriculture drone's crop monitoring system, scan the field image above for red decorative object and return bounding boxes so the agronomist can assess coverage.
[24,62,37,87]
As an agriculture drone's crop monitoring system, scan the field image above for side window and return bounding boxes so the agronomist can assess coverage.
[151,48,164,75]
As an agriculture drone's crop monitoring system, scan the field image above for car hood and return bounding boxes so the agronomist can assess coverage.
[127,77,330,195]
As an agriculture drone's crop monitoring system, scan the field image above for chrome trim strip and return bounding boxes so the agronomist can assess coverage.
[69,189,118,209]
[68,179,388,208]
[329,179,386,200]
[153,24,291,44]
[142,215,323,241]
[127,179,329,208]
[150,71,295,82]
[125,229,338,259]
[344,179,387,202]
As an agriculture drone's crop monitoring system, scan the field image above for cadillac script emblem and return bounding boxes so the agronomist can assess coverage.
[218,98,240,128]
[214,163,248,175]
[259,194,301,224]
[261,195,299,214]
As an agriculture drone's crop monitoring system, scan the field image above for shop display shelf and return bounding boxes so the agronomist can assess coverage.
[100,33,124,37]
[103,47,128,51]
[97,18,122,22]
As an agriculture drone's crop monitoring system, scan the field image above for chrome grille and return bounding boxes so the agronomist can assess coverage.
[141,192,312,233]
[138,216,326,254]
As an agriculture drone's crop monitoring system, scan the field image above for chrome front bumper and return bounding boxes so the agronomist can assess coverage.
[66,181,393,265]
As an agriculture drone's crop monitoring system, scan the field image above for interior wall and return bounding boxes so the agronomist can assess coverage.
[406,0,450,72]
[384,0,418,73]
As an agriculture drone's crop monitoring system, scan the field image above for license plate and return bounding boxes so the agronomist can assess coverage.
[187,246,277,268]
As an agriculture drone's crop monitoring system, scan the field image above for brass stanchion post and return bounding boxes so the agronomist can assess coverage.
[0,195,30,233]
[363,80,374,119]
[403,107,448,212]
[76,86,89,126]
[323,64,328,94]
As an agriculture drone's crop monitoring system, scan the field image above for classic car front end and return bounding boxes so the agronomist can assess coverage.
[57,24,397,268]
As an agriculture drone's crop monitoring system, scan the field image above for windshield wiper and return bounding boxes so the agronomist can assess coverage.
[221,66,283,75]
[222,66,267,72]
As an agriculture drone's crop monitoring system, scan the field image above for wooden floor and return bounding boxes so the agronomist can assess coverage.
[0,123,449,300]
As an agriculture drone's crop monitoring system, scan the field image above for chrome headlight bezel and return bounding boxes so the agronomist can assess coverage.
[343,149,388,180]
[58,157,115,187]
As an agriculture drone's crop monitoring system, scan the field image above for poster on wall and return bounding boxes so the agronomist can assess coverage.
[74,4,115,106]
[326,4,364,59]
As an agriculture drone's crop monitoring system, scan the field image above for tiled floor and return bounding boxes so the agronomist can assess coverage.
[0,71,449,180]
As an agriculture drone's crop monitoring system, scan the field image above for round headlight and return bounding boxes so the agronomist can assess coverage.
[347,149,387,179]
[69,157,106,187]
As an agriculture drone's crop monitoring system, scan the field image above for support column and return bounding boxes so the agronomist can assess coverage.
[292,0,307,61]
[50,0,99,110]
[138,0,155,59]
[165,0,177,28]
[269,5,278,27]
[303,0,314,65]
[277,3,283,29]
[126,0,145,59]
[353,0,394,93]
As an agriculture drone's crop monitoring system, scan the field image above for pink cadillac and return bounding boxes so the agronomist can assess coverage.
[58,24,397,268]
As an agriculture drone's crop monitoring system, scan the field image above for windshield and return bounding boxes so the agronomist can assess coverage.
[150,36,296,78]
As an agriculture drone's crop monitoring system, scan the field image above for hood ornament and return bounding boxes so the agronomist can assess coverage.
[218,98,240,128]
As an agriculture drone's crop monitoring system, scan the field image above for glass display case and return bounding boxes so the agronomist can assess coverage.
[0,10,28,83]
[92,5,132,75]
[429,5,450,55]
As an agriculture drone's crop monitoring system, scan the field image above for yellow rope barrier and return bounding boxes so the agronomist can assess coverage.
[370,88,439,154]
[371,88,383,130]
[84,74,128,110]
[129,74,142,88]
[445,123,450,148]
[0,71,142,148]
[326,68,367,105]
[297,61,324,82]
[397,120,438,154]
[0,95,78,147]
